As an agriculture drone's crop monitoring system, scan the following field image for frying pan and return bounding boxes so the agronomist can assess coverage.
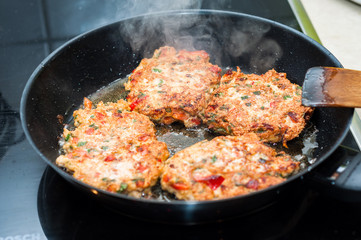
[20,10,353,224]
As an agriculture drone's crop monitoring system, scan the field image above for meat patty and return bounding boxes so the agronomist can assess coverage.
[124,46,222,128]
[161,133,299,201]
[56,98,169,197]
[203,67,314,145]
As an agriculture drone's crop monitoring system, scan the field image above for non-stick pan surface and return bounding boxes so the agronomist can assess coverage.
[20,10,353,224]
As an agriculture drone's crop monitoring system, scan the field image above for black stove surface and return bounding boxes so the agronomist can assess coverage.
[36,167,313,240]
[1,0,361,239]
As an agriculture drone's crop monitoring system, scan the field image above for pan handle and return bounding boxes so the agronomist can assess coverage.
[306,144,361,202]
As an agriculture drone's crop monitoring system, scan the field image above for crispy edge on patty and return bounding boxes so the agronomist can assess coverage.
[56,97,169,197]
[203,67,314,146]
[124,46,222,128]
[161,133,299,201]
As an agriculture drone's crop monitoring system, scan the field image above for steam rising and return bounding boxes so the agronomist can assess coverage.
[116,1,282,72]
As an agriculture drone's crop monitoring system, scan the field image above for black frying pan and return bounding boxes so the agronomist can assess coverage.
[20,10,353,224]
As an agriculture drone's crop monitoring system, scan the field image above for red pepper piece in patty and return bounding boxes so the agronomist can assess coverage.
[129,95,147,111]
[162,174,171,183]
[225,69,233,75]
[171,182,189,190]
[207,104,218,110]
[195,175,225,190]
[270,101,277,108]
[95,112,105,120]
[190,118,201,126]
[287,112,299,123]
[104,154,116,162]
[246,179,259,190]
[136,163,148,173]
[138,134,150,141]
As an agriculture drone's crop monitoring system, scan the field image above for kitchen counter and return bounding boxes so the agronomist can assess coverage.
[301,0,361,71]
[300,0,361,113]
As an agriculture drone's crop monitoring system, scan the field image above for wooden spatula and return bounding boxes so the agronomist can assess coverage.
[302,67,361,107]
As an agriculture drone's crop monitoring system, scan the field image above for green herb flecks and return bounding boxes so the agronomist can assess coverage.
[132,178,145,185]
[215,92,224,97]
[138,92,146,98]
[283,95,292,100]
[214,127,228,134]
[158,79,164,87]
[227,125,233,133]
[65,133,71,142]
[152,68,162,73]
[102,177,114,182]
[219,105,229,110]
[241,95,249,100]
[101,146,109,151]
[89,123,99,130]
[117,183,128,193]
[77,141,87,147]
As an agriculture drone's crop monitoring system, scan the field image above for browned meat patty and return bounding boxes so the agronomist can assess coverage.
[56,98,169,198]
[203,67,314,145]
[124,46,222,128]
[161,133,299,201]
